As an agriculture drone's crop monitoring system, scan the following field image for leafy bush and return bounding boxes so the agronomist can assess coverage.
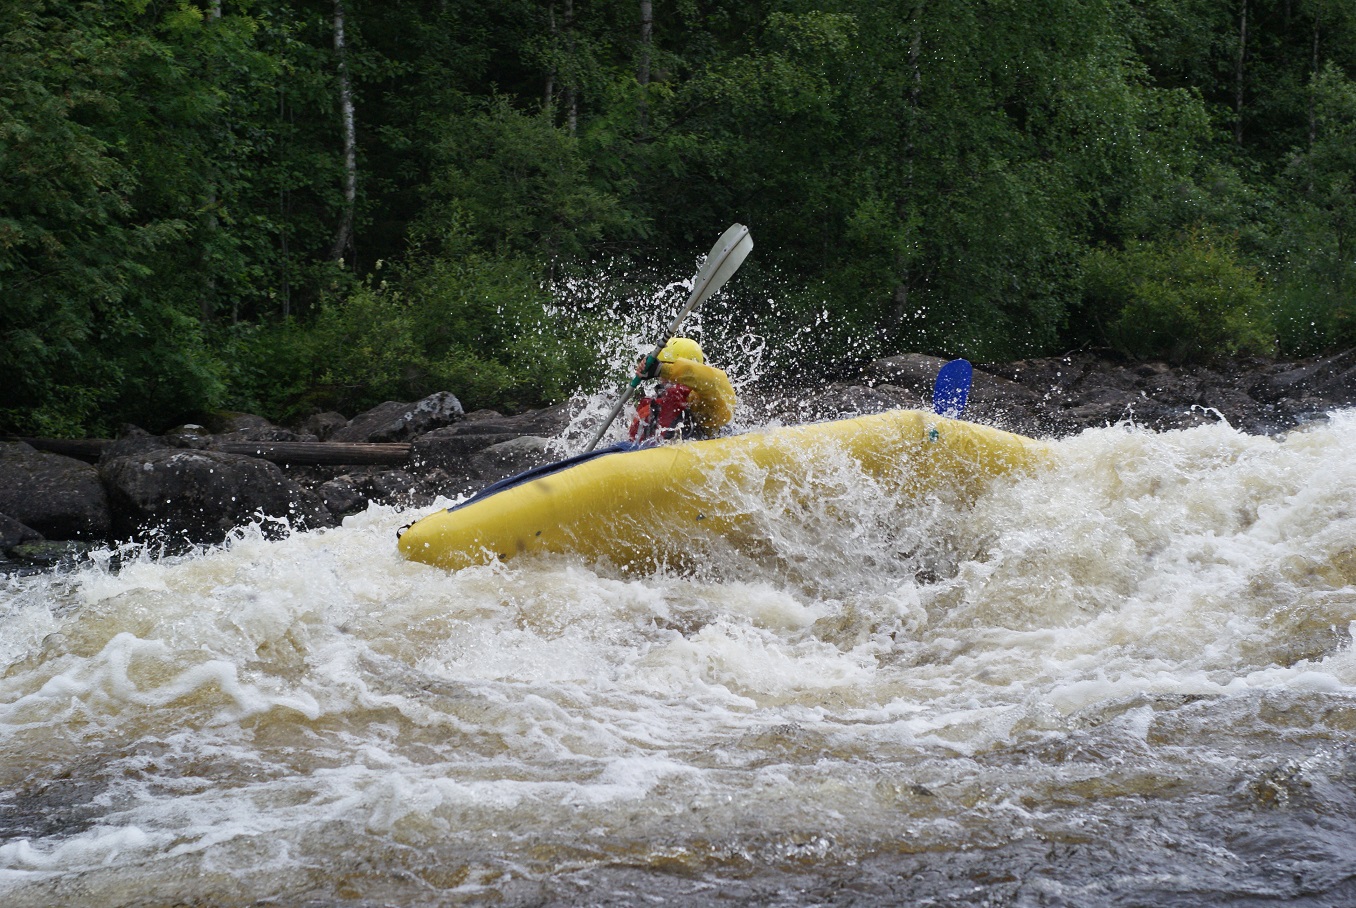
[219,224,602,424]
[1080,231,1275,362]
[1270,278,1356,357]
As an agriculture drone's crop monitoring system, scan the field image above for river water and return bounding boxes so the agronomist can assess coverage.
[3,410,1356,906]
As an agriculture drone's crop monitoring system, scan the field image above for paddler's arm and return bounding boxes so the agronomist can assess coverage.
[658,359,737,431]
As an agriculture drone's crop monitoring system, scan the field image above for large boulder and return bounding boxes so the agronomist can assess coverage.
[0,443,110,540]
[860,354,951,400]
[317,469,422,517]
[1248,350,1356,405]
[98,427,170,463]
[0,512,42,550]
[330,391,466,443]
[410,405,571,474]
[100,448,335,545]
[470,437,552,484]
[799,383,908,422]
[201,411,276,434]
[299,411,350,442]
[211,425,318,445]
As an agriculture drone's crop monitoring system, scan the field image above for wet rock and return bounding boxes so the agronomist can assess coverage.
[211,425,319,445]
[367,469,420,503]
[7,539,95,569]
[165,424,212,450]
[317,469,423,517]
[471,436,552,484]
[1061,385,1143,424]
[962,375,1047,435]
[803,383,906,420]
[317,475,367,517]
[100,447,335,545]
[203,411,275,434]
[860,354,951,398]
[300,411,350,441]
[0,512,42,550]
[98,426,168,464]
[847,351,1356,437]
[1249,350,1356,404]
[410,404,571,474]
[0,443,111,540]
[331,391,466,443]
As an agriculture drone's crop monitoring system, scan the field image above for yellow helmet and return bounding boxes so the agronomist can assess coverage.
[659,336,705,364]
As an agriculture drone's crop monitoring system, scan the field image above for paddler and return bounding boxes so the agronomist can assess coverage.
[628,336,736,444]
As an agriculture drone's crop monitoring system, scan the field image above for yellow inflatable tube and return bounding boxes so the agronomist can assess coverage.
[397,409,1049,571]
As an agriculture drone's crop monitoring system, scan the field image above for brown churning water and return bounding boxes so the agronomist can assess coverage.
[2,412,1355,906]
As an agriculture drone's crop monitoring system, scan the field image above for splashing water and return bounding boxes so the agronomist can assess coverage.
[4,397,1356,904]
[543,257,878,454]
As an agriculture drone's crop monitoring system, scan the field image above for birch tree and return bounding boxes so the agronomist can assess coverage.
[330,0,357,262]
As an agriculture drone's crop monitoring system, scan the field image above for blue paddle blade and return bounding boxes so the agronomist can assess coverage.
[933,359,973,417]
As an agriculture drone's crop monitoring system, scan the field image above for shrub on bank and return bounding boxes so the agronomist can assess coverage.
[219,243,601,426]
[1081,231,1275,362]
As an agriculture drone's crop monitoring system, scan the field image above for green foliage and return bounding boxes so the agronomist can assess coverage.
[0,0,227,435]
[1246,62,1356,357]
[1082,232,1275,362]
[221,218,598,422]
[4,0,1356,436]
[423,96,636,259]
[1269,279,1356,357]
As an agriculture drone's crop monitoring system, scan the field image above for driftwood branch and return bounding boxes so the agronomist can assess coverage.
[17,438,412,467]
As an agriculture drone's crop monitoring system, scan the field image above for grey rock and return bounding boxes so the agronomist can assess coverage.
[410,404,571,473]
[204,412,276,434]
[0,513,43,550]
[331,391,466,443]
[211,426,318,445]
[860,354,951,398]
[8,540,94,568]
[100,448,335,545]
[366,469,420,503]
[98,427,168,464]
[470,436,552,484]
[0,443,110,540]
[1249,350,1356,403]
[165,425,211,450]
[317,475,367,517]
[300,411,350,442]
[318,469,423,518]
[803,383,905,419]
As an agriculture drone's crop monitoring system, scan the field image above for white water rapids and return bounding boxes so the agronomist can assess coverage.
[3,411,1356,906]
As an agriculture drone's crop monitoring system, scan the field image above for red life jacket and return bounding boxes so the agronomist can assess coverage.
[628,382,694,444]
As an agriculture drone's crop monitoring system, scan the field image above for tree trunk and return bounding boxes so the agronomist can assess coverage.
[1234,0,1248,146]
[889,22,925,344]
[329,0,358,263]
[201,0,224,325]
[638,0,652,129]
[544,2,556,110]
[1308,6,1321,149]
[564,0,577,136]
[279,89,292,320]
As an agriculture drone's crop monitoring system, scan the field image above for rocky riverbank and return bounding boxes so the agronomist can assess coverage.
[4,350,1355,573]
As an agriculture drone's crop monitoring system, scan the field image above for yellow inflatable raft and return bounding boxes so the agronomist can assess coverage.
[397,409,1049,572]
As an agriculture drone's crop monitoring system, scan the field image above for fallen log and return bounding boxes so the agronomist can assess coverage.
[215,442,411,466]
[17,438,411,467]
[14,438,107,462]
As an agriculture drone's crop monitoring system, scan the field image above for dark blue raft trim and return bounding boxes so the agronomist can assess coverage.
[448,441,641,512]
